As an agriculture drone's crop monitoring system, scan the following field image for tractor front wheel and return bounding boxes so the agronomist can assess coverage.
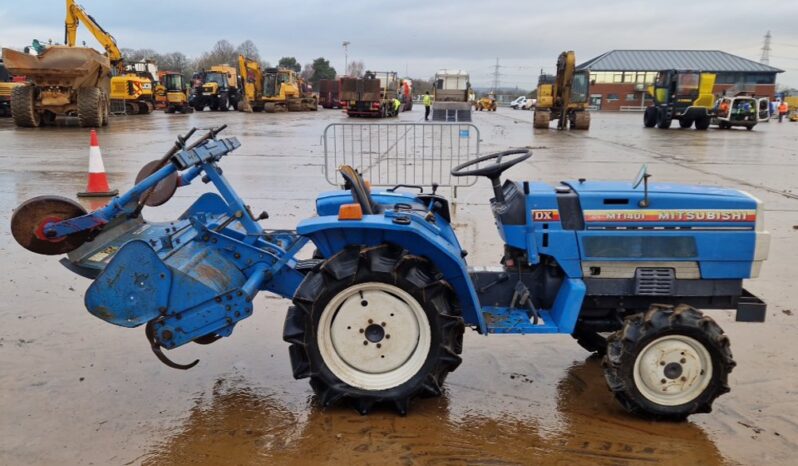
[602,304,734,420]
[284,244,465,415]
[679,118,693,129]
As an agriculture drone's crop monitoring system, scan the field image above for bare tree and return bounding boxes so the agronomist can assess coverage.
[300,63,314,81]
[346,60,364,77]
[235,40,260,61]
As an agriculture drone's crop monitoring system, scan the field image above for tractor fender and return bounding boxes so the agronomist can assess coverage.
[297,215,486,332]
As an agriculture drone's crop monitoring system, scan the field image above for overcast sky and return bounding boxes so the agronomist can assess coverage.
[1,0,796,88]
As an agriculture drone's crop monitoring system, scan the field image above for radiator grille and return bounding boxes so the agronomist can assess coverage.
[634,268,675,296]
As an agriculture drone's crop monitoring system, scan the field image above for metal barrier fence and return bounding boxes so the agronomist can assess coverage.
[322,123,480,189]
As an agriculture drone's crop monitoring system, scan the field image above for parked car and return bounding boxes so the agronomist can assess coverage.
[510,96,527,109]
[522,98,536,110]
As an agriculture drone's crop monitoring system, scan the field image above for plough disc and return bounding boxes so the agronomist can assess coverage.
[135,160,178,207]
[10,196,90,255]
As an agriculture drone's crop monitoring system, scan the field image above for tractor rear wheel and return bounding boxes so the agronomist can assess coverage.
[643,106,657,128]
[77,87,103,128]
[679,118,693,129]
[11,85,40,127]
[284,244,465,415]
[602,304,734,420]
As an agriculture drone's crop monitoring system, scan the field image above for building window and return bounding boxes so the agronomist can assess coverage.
[612,73,623,83]
[626,93,636,101]
[607,93,619,101]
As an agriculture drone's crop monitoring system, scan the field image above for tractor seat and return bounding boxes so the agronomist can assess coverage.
[339,165,381,214]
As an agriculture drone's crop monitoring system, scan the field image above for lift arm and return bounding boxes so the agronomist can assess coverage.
[65,0,123,68]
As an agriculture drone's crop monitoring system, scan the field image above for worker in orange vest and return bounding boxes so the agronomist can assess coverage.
[778,101,789,122]
[719,100,730,116]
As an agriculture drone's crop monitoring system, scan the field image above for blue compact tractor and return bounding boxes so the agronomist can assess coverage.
[10,127,770,419]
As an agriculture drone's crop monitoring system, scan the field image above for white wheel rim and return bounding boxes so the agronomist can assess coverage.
[317,282,431,391]
[633,334,713,406]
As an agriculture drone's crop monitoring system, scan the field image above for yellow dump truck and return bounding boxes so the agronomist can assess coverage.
[2,46,110,127]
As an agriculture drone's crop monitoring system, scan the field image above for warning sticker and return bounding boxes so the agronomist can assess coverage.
[88,246,119,263]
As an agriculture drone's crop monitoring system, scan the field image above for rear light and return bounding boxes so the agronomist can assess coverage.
[341,101,347,108]
[371,102,380,110]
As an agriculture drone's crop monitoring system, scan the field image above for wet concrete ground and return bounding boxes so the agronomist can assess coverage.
[0,108,796,465]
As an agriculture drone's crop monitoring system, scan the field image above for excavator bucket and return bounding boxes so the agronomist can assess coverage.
[1,46,110,88]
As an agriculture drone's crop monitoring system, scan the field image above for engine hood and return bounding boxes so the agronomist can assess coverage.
[560,180,760,227]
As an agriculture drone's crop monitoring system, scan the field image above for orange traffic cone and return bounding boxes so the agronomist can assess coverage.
[78,130,118,197]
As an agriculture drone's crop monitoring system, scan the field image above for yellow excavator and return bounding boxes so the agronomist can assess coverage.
[534,51,590,130]
[237,55,317,112]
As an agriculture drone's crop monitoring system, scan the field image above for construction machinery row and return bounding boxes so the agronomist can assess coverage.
[0,0,163,128]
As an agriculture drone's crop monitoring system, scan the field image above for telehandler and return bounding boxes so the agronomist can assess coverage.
[11,127,769,420]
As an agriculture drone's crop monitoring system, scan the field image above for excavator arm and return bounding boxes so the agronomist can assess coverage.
[65,0,123,68]
[554,51,576,129]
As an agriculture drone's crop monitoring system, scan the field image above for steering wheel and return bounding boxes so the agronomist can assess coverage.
[450,149,531,202]
[339,165,376,215]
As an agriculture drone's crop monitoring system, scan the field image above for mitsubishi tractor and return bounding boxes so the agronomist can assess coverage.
[10,127,769,420]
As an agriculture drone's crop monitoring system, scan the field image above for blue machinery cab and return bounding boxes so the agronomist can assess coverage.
[10,129,769,419]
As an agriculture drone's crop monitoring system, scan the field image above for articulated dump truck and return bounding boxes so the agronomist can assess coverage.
[1,46,110,127]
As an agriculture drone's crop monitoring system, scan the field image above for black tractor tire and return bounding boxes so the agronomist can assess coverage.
[718,121,729,129]
[138,101,153,115]
[678,118,693,129]
[572,325,608,355]
[77,87,103,128]
[165,106,176,114]
[602,304,735,420]
[746,125,753,131]
[218,94,229,112]
[643,106,657,128]
[656,108,672,129]
[11,85,41,127]
[284,244,465,415]
[100,92,109,126]
[694,116,711,130]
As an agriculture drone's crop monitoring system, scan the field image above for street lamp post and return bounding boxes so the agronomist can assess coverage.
[342,41,350,76]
